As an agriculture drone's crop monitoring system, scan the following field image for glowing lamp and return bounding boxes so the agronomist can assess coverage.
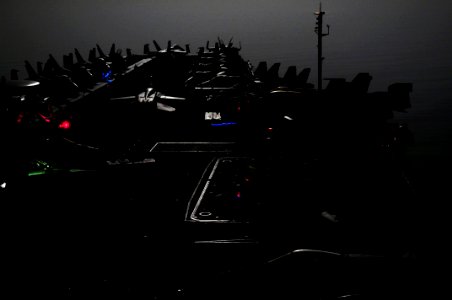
[58,120,71,129]
[38,113,51,123]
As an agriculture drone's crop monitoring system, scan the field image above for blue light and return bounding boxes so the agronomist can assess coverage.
[210,122,237,127]
[102,70,113,83]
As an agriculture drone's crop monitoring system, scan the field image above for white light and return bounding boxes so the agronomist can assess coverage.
[205,112,222,120]
[1,182,6,189]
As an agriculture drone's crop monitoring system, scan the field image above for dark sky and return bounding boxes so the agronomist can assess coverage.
[1,0,452,94]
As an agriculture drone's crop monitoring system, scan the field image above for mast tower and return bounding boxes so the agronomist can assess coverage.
[314,3,330,91]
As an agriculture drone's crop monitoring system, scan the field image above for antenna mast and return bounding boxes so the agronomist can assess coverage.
[314,2,330,91]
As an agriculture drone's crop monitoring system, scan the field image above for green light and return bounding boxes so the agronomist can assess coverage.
[27,169,90,176]
[68,169,87,173]
[28,171,47,176]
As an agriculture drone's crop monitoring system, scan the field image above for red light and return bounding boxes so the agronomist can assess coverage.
[266,127,273,132]
[38,113,51,123]
[58,120,71,129]
[16,112,24,124]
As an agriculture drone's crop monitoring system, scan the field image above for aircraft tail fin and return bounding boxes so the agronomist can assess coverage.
[74,48,87,65]
[43,58,53,76]
[48,54,72,76]
[63,53,74,70]
[227,37,234,48]
[153,40,162,52]
[297,67,311,86]
[96,44,107,58]
[144,43,150,55]
[109,43,116,57]
[48,54,63,72]
[266,62,281,83]
[25,60,39,80]
[351,72,372,94]
[217,37,225,48]
[37,62,43,75]
[88,48,97,63]
[282,65,297,87]
[254,61,267,79]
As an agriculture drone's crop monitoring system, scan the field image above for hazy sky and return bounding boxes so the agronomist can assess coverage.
[1,0,452,94]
